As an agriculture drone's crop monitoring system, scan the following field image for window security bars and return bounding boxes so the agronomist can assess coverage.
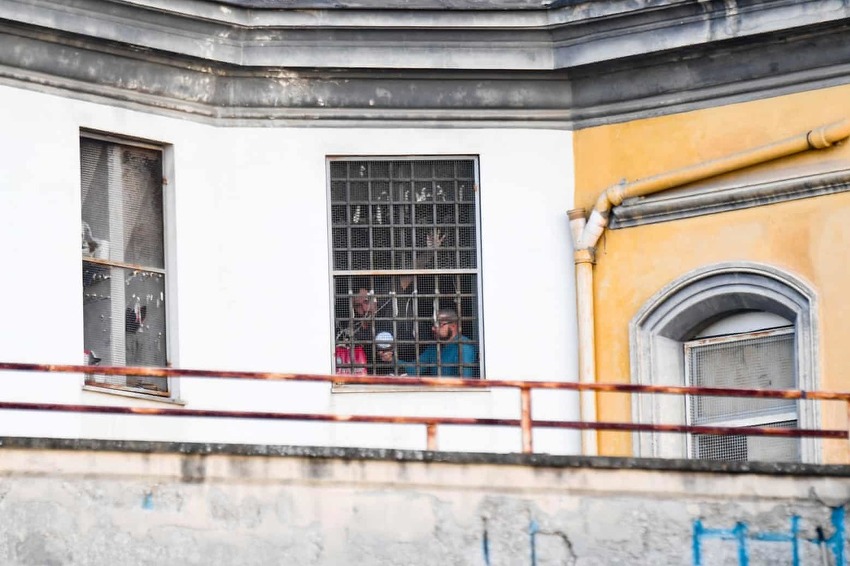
[329,158,481,378]
[685,328,798,462]
[81,137,168,395]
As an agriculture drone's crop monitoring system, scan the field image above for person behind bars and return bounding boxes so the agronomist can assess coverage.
[401,308,476,377]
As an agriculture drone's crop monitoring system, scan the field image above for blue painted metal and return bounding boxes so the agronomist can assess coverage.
[832,506,847,566]
[481,519,491,566]
[804,507,847,566]
[790,515,800,566]
[823,506,847,566]
[749,515,799,566]
[692,520,704,566]
[734,522,749,566]
[694,508,847,566]
[529,519,539,566]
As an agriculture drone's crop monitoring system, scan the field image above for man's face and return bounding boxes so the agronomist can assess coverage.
[354,290,375,317]
[432,317,456,341]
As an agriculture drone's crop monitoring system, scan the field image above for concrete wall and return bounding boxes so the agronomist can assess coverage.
[0,82,580,454]
[0,438,848,565]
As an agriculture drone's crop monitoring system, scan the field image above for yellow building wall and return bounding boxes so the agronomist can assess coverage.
[573,84,850,463]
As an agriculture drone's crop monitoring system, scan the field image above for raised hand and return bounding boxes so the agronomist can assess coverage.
[426,229,445,249]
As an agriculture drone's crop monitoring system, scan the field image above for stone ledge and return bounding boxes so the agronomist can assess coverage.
[2,436,849,477]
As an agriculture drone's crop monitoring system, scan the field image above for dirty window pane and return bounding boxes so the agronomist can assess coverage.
[81,137,169,396]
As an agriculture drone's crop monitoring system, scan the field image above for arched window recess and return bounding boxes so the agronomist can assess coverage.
[629,263,819,463]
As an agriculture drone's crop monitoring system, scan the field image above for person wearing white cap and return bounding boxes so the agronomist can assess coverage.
[374,331,401,375]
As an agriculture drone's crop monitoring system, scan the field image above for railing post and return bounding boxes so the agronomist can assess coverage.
[426,423,438,451]
[521,386,533,453]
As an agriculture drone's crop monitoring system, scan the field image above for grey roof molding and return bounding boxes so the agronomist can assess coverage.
[610,169,850,229]
[1,0,850,127]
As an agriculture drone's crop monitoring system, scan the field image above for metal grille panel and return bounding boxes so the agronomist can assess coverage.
[81,137,168,394]
[330,158,481,378]
[692,420,799,462]
[330,159,477,272]
[688,331,795,424]
[686,329,799,462]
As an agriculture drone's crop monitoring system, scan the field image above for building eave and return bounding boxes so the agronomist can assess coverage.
[1,0,849,127]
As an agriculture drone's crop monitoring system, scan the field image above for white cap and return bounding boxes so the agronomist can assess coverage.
[375,331,394,350]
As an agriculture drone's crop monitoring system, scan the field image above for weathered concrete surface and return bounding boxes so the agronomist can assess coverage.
[0,437,848,565]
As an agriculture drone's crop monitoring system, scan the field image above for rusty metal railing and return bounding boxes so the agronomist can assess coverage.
[0,362,847,454]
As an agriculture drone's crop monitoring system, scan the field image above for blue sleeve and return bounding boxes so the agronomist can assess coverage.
[402,347,437,376]
[460,342,477,377]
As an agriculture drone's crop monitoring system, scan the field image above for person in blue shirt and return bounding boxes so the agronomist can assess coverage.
[402,308,477,377]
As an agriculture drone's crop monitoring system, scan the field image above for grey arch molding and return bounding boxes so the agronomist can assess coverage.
[1,0,850,127]
[629,263,820,462]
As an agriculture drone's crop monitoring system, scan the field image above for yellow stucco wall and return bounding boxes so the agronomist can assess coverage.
[573,84,850,463]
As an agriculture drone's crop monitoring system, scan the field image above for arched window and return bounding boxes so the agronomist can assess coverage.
[630,263,819,462]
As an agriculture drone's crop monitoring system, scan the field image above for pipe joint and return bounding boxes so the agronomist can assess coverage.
[567,208,587,221]
[607,184,627,207]
[807,130,833,150]
[807,119,850,149]
[573,248,596,265]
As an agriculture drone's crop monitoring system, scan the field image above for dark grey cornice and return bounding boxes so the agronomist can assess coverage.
[1,0,849,127]
[7,0,849,70]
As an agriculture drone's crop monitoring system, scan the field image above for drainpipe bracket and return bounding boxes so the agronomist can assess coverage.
[574,248,596,265]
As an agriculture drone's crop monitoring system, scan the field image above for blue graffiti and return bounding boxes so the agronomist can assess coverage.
[142,491,154,510]
[529,519,539,566]
[693,507,846,566]
[482,519,548,565]
[481,519,491,566]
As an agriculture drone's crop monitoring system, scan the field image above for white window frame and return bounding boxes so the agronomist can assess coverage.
[80,130,179,402]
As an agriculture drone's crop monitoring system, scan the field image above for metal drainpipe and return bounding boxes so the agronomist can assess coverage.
[567,118,850,456]
[568,208,598,455]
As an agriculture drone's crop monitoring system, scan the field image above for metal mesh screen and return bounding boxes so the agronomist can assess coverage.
[692,420,799,462]
[81,139,164,268]
[330,158,480,378]
[688,331,795,424]
[81,138,168,394]
[686,329,799,462]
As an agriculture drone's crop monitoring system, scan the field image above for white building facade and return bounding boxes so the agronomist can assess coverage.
[0,9,580,451]
[3,0,847,456]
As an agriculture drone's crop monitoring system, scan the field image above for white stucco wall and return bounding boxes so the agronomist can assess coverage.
[0,84,579,454]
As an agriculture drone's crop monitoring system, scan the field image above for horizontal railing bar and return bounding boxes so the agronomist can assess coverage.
[331,268,479,276]
[0,401,844,439]
[532,420,847,439]
[2,362,849,401]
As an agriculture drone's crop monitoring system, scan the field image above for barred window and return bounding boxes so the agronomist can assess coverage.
[685,327,799,462]
[329,157,482,378]
[81,135,169,395]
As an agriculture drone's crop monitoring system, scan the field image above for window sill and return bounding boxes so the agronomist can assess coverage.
[82,385,187,406]
[332,383,490,394]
